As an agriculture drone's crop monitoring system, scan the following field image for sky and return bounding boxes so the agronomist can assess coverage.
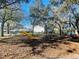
[20,0,49,28]
[20,0,79,29]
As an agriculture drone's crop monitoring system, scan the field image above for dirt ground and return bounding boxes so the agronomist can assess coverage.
[0,36,79,59]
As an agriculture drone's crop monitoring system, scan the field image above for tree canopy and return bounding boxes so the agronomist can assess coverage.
[0,0,29,9]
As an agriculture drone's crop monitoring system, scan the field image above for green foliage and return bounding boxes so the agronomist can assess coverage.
[0,4,24,36]
[0,6,23,22]
[65,0,79,4]
[0,0,29,9]
[0,0,29,4]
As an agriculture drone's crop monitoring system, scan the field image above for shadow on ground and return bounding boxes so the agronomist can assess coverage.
[0,35,71,57]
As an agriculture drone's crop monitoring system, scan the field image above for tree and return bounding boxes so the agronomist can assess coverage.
[59,0,79,34]
[30,7,49,34]
[0,0,29,9]
[50,0,79,35]
[0,5,23,37]
[30,7,38,35]
[29,0,49,34]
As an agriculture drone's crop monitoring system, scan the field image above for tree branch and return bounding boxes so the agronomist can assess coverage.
[0,0,29,9]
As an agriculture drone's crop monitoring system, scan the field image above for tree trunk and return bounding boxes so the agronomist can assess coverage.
[75,19,78,29]
[71,8,79,34]
[7,23,10,34]
[1,22,5,37]
[75,19,79,34]
[32,25,34,35]
[44,24,47,34]
[59,27,62,36]
[56,22,62,36]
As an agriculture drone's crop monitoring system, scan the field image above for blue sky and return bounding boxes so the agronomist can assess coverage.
[20,0,49,28]
[20,0,79,28]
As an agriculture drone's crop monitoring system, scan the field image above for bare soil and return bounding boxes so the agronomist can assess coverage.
[0,36,79,59]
